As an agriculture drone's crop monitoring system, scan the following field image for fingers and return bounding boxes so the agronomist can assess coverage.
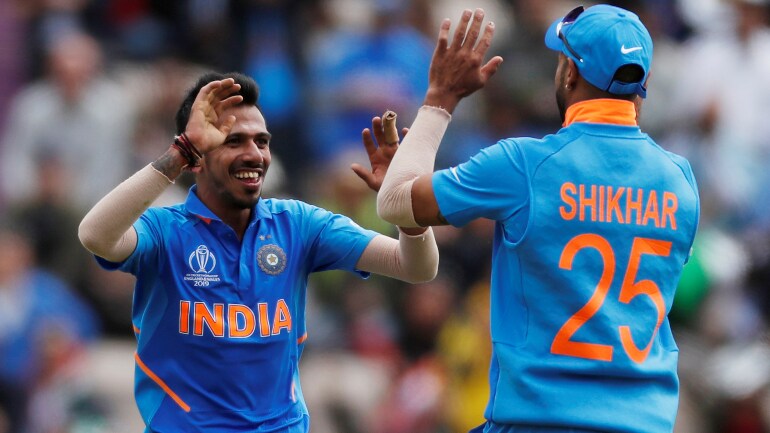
[198,78,225,100]
[480,55,504,80]
[435,18,450,53]
[463,9,485,51]
[372,117,388,148]
[382,110,399,145]
[207,78,241,106]
[451,10,472,49]
[402,127,409,137]
[217,94,244,113]
[350,163,377,190]
[361,128,377,156]
[474,21,496,57]
[219,114,237,136]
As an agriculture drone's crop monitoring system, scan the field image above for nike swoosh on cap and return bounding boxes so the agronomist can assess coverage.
[621,45,643,54]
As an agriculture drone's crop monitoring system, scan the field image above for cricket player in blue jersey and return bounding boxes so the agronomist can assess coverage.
[372,5,700,433]
[78,72,439,432]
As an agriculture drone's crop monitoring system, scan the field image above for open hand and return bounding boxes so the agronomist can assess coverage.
[351,112,408,192]
[424,8,504,113]
[184,78,244,155]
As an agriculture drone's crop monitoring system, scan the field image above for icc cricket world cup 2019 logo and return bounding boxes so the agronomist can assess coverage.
[189,245,216,273]
[185,245,220,285]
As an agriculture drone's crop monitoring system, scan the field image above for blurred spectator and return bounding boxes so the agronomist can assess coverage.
[668,0,770,231]
[368,275,457,433]
[0,30,137,211]
[437,279,492,433]
[0,224,99,432]
[5,154,88,289]
[303,0,433,163]
[301,278,399,433]
[242,1,308,178]
[0,1,24,142]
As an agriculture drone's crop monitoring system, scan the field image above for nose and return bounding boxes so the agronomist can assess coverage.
[241,141,265,164]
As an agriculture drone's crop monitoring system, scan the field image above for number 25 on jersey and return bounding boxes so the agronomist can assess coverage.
[551,234,672,364]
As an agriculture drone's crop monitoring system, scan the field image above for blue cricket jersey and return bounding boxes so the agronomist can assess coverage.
[97,186,378,432]
[432,100,699,433]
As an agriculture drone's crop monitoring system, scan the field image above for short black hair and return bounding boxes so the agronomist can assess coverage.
[175,71,261,135]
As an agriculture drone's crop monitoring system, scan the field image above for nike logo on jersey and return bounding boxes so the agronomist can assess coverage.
[620,45,643,54]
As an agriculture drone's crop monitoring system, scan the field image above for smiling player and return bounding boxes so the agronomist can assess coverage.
[78,72,439,432]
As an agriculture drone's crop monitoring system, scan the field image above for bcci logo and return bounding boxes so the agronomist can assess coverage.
[257,244,286,276]
[184,245,220,285]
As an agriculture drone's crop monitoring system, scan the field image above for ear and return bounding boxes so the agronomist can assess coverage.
[565,57,579,90]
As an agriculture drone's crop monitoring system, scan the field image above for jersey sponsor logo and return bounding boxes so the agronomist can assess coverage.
[184,245,221,285]
[257,244,286,275]
[178,299,292,338]
[559,182,678,230]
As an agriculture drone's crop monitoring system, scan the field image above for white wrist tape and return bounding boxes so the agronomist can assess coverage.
[78,163,172,261]
[377,105,451,227]
[357,228,439,283]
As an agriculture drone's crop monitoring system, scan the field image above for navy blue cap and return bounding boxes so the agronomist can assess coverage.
[545,5,653,98]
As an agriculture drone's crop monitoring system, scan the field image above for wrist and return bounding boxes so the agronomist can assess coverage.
[172,133,203,167]
[152,146,188,180]
[423,88,461,113]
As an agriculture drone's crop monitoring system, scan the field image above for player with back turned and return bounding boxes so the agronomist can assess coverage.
[78,72,439,432]
[367,5,700,433]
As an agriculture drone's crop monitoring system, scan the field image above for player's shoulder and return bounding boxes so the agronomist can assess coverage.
[261,198,319,214]
[142,203,191,225]
[648,142,697,185]
[148,202,187,215]
[494,130,574,164]
[260,198,336,223]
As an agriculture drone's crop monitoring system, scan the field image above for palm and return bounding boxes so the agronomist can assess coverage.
[184,79,244,155]
[352,115,405,192]
[423,9,503,112]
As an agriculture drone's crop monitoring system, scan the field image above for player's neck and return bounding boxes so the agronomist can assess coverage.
[218,210,251,241]
[196,189,253,240]
[563,99,637,127]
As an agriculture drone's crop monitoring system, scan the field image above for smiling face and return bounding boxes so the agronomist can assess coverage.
[195,104,271,216]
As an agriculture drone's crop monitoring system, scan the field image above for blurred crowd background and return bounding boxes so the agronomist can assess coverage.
[1,0,769,432]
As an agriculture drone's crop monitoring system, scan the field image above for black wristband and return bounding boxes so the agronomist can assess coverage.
[172,133,202,167]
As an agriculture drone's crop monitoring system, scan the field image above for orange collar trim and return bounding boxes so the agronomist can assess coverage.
[563,99,637,127]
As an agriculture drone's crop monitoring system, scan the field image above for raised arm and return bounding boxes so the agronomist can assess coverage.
[351,113,438,282]
[377,8,502,228]
[78,78,243,261]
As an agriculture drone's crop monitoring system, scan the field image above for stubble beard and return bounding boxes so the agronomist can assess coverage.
[556,87,567,123]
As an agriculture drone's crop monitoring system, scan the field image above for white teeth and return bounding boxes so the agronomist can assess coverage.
[235,172,260,179]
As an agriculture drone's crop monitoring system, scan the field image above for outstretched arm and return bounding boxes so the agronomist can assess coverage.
[356,230,439,284]
[351,113,438,283]
[78,78,243,262]
[377,8,502,228]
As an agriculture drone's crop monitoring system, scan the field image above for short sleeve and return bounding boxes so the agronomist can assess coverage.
[432,139,529,227]
[302,205,379,276]
[94,210,163,274]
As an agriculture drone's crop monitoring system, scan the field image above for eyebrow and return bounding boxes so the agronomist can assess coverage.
[227,132,272,140]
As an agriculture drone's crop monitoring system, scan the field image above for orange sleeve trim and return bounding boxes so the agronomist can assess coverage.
[133,324,141,334]
[134,353,191,413]
[297,332,308,344]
